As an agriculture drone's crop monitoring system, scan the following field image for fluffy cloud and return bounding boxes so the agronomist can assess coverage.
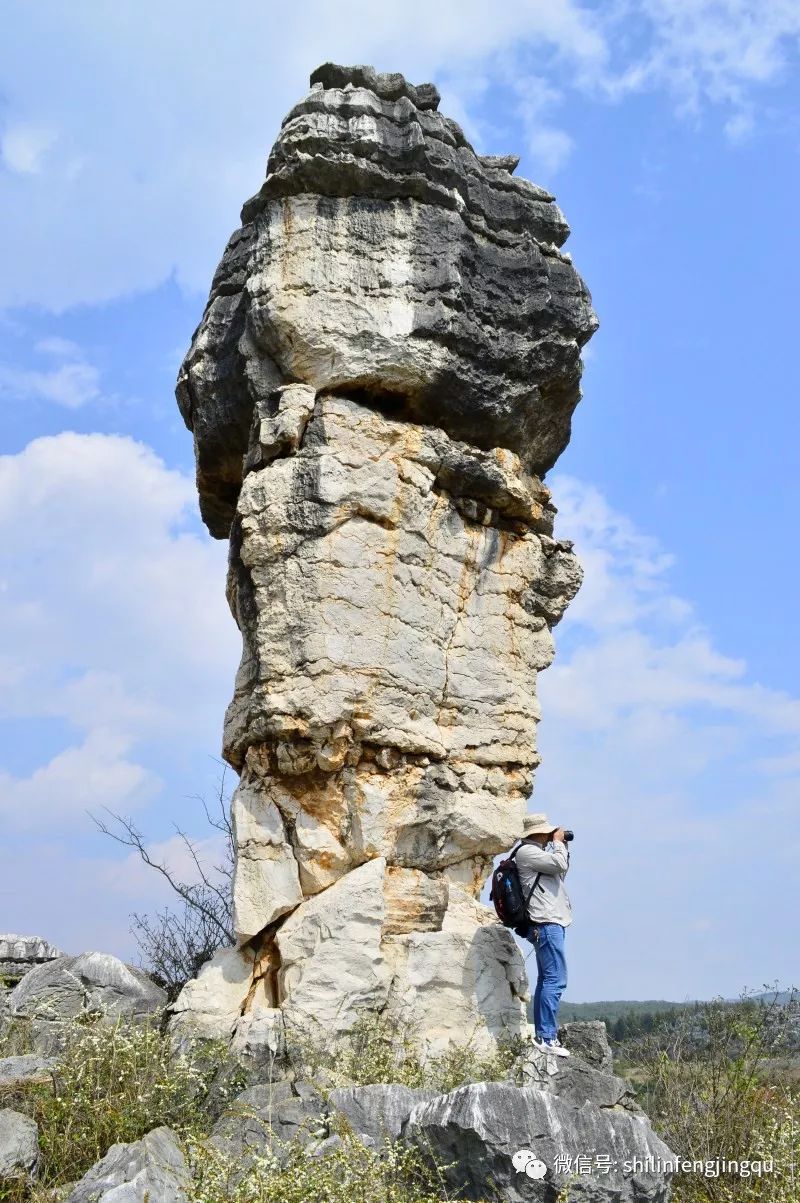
[0,431,236,830]
[0,338,101,408]
[533,476,800,999]
[607,1,800,133]
[0,0,606,311]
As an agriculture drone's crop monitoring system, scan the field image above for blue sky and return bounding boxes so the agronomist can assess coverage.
[1,2,798,1001]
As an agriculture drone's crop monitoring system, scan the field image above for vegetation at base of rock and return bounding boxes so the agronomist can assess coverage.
[0,1011,521,1200]
[284,1011,529,1093]
[623,992,800,1203]
[185,1131,466,1203]
[0,1017,231,1198]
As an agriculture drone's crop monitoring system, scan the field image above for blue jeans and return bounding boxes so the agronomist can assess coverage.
[529,923,567,1042]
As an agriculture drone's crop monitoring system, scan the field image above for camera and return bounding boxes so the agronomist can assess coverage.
[563,829,574,842]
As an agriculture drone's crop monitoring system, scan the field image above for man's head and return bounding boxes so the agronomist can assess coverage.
[521,813,557,846]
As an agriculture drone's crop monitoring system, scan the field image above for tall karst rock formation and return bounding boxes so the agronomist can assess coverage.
[172,63,597,1052]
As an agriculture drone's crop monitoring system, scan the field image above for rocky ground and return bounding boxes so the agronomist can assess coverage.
[1,934,675,1201]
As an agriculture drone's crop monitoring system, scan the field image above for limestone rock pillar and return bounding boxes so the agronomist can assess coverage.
[171,62,596,1053]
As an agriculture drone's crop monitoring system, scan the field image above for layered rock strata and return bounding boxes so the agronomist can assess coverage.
[172,63,596,1051]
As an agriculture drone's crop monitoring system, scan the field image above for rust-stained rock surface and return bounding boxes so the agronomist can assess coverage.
[171,62,595,1053]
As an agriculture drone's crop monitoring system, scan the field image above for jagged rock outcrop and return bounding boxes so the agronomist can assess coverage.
[202,1045,673,1201]
[172,63,596,1052]
[0,935,63,985]
[402,1081,673,1202]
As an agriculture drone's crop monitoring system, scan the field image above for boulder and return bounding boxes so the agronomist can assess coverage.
[7,952,166,1026]
[64,1126,189,1202]
[402,1081,674,1202]
[520,1045,640,1112]
[559,1021,614,1072]
[327,1083,440,1146]
[210,1081,326,1170]
[0,1108,39,1179]
[0,1054,57,1091]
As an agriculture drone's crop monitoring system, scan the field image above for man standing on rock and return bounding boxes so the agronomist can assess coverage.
[516,814,572,1056]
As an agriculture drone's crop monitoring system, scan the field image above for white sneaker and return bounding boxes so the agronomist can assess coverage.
[534,1037,570,1057]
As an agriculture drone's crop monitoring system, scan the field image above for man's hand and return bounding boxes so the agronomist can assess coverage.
[552,827,566,843]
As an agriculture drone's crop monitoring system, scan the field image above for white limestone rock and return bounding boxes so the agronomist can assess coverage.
[231,780,303,942]
[277,858,391,1037]
[169,945,255,1043]
[171,63,588,1061]
[383,887,529,1055]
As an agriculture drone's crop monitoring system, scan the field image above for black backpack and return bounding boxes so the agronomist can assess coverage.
[489,843,541,934]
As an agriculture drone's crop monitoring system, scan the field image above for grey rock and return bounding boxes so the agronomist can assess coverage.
[328,1083,441,1146]
[0,1054,57,1089]
[65,1126,189,1202]
[0,934,64,984]
[8,952,166,1025]
[177,62,597,537]
[0,1108,40,1178]
[210,1081,326,1170]
[307,1133,345,1159]
[559,1021,614,1072]
[519,1043,639,1111]
[402,1081,674,1202]
[550,1058,639,1112]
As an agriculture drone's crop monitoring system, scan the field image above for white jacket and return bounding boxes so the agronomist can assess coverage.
[515,839,573,928]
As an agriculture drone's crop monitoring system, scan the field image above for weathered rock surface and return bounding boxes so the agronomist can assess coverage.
[0,934,64,984]
[328,1083,440,1146]
[65,1126,189,1203]
[178,67,596,538]
[0,1108,39,1179]
[402,1081,673,1202]
[7,953,166,1035]
[0,1054,57,1091]
[520,1043,640,1112]
[172,62,594,1056]
[559,1020,615,1072]
[210,1081,326,1172]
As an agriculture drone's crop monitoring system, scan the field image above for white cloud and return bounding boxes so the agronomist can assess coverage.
[607,1,800,128]
[511,73,575,176]
[0,1,605,310]
[0,432,236,830]
[1,122,56,174]
[0,732,157,829]
[534,474,800,1000]
[0,339,101,408]
[0,2,794,310]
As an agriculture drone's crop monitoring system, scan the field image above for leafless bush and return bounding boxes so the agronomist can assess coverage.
[92,767,234,998]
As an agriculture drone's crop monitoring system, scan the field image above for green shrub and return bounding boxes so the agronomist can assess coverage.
[1,1017,227,1197]
[283,1010,527,1094]
[632,992,800,1203]
[186,1127,465,1203]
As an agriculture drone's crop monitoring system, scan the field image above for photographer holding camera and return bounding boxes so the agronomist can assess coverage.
[516,813,573,1056]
